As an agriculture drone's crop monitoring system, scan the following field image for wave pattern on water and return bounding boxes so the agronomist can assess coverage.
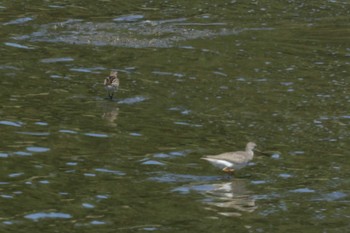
[14,18,272,48]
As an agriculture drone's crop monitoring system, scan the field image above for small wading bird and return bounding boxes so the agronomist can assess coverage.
[201,142,257,174]
[104,71,119,99]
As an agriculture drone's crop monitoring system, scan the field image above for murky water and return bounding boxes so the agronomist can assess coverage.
[1,0,350,232]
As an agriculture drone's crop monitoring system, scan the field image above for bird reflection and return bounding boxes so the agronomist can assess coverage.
[203,179,257,216]
[100,102,119,127]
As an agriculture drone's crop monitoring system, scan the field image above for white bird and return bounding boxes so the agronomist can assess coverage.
[201,142,257,173]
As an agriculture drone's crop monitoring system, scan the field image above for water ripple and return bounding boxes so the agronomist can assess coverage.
[40,57,74,63]
[0,120,23,127]
[84,133,109,138]
[16,132,50,136]
[14,151,32,156]
[148,172,220,183]
[113,14,144,22]
[4,42,33,49]
[59,129,78,134]
[26,147,50,153]
[0,153,9,158]
[117,96,148,105]
[141,159,166,166]
[95,168,125,176]
[3,17,33,25]
[290,188,315,193]
[24,212,72,221]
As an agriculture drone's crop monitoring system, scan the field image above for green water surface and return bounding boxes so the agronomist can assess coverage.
[0,0,350,232]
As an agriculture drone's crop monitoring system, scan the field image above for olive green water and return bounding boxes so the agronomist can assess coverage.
[1,0,350,232]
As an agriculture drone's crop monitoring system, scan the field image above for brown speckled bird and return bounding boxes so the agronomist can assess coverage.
[104,71,119,99]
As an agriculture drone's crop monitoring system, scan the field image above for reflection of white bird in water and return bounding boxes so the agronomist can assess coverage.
[201,142,257,173]
[104,71,119,99]
[206,179,257,216]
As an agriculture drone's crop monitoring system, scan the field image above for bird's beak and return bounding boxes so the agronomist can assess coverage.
[255,148,265,155]
[256,149,280,157]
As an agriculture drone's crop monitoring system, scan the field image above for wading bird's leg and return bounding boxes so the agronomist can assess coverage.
[108,92,113,99]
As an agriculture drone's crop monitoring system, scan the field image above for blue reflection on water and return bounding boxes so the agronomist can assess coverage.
[0,120,23,127]
[24,212,72,221]
[290,188,315,193]
[26,146,50,153]
[84,133,109,138]
[95,168,125,176]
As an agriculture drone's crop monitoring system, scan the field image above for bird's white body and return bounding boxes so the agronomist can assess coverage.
[202,158,249,170]
[202,158,239,169]
[105,84,118,92]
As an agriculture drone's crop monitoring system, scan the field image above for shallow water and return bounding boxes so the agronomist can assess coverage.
[1,0,350,232]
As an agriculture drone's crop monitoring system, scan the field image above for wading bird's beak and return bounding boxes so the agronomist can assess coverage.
[256,149,280,157]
